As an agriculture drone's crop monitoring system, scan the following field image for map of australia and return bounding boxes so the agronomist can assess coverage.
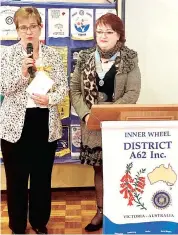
[147,164,177,186]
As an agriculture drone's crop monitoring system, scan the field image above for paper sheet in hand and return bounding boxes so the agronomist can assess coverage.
[26,71,54,95]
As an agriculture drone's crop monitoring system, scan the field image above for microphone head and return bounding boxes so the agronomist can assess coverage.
[27,43,33,54]
[27,43,34,76]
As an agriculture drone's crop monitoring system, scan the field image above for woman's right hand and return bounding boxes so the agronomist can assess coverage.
[22,53,34,77]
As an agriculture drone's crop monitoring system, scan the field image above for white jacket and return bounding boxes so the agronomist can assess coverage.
[0,42,68,143]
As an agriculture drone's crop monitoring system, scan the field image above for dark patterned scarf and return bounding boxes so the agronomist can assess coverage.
[96,41,122,59]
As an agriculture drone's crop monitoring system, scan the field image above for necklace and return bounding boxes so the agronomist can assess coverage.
[99,79,104,86]
[95,51,119,87]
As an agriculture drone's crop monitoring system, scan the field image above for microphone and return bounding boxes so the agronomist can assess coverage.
[26,43,34,77]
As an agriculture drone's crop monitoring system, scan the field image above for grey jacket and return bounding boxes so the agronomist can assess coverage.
[70,46,141,120]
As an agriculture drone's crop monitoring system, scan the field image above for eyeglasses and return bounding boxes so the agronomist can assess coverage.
[96,31,115,36]
[18,25,39,33]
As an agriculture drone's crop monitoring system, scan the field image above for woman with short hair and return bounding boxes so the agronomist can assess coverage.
[0,7,68,234]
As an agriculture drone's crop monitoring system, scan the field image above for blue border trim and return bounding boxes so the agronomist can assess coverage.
[104,215,178,234]
[1,1,115,8]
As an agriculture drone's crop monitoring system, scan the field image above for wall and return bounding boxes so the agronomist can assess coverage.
[125,0,178,104]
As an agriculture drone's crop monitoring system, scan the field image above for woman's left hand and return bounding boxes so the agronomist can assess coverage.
[31,94,49,106]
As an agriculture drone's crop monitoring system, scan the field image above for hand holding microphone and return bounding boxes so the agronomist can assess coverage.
[22,43,35,78]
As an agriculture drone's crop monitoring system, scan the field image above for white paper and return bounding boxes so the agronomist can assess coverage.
[48,8,69,38]
[26,71,54,95]
[71,8,94,40]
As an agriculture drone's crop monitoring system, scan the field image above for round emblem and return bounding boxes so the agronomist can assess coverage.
[152,191,171,209]
[5,16,13,25]
[79,10,84,16]
[54,23,62,29]
[74,17,90,33]
[99,79,104,86]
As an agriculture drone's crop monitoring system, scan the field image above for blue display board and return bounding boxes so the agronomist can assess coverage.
[0,1,116,164]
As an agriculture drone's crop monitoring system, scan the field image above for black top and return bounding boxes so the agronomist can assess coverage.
[96,64,116,102]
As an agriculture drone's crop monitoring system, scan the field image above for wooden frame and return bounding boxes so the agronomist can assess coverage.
[87,104,178,130]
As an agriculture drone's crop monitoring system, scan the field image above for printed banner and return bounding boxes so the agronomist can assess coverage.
[0,6,19,40]
[48,9,69,38]
[95,8,117,20]
[71,8,94,40]
[57,96,70,120]
[102,121,178,234]
[70,124,81,160]
[55,125,70,161]
[50,46,69,121]
[37,8,45,41]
